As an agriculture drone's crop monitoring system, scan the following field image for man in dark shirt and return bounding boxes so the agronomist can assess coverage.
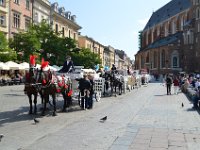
[166,74,172,95]
[76,74,92,109]
[111,64,116,71]
[59,56,74,73]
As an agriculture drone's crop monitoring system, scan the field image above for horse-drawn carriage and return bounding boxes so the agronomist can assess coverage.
[24,55,133,116]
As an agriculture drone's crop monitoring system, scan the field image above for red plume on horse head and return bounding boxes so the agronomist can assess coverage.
[41,58,49,69]
[29,55,37,66]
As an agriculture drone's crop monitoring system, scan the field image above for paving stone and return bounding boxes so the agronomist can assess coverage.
[149,141,168,149]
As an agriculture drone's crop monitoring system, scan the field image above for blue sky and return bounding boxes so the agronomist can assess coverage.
[50,0,171,60]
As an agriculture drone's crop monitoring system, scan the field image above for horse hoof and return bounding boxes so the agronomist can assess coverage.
[52,112,57,116]
[29,111,33,115]
[41,112,45,116]
[62,109,67,112]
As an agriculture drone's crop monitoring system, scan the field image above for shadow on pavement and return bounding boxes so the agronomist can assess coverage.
[154,94,167,96]
[0,106,33,127]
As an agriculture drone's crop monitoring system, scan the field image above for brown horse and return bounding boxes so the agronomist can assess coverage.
[37,68,73,116]
[24,66,41,114]
[37,68,57,116]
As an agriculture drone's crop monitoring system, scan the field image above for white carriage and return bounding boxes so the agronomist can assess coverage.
[65,66,104,102]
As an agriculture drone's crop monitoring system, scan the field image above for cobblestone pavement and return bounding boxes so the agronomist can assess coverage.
[0,83,200,150]
[110,83,200,150]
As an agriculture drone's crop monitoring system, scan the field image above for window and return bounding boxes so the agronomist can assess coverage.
[68,30,71,38]
[13,12,20,28]
[14,0,19,4]
[161,50,166,68]
[180,16,184,30]
[171,51,179,68]
[73,32,76,39]
[0,0,5,6]
[26,0,30,10]
[62,27,64,37]
[171,20,176,34]
[41,15,44,21]
[0,15,5,26]
[196,8,200,19]
[25,18,30,31]
[55,24,58,33]
[164,24,168,37]
[198,22,200,32]
[153,51,157,68]
[34,13,38,23]
[172,57,178,68]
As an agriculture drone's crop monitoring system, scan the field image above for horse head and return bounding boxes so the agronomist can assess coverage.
[25,55,38,84]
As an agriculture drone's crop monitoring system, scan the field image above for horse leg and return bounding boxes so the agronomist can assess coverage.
[119,84,122,95]
[66,93,72,108]
[41,95,47,116]
[52,94,57,116]
[33,93,37,114]
[28,94,33,114]
[62,92,67,112]
[39,91,44,104]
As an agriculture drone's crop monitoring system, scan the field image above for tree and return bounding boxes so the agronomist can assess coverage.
[9,31,41,63]
[71,48,101,68]
[0,32,16,62]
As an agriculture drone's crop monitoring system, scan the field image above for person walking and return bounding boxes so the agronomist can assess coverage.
[173,76,179,95]
[166,74,172,95]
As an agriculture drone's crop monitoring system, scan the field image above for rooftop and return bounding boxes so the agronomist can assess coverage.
[144,0,191,30]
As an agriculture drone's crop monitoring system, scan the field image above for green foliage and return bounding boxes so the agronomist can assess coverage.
[71,48,101,68]
[8,21,101,67]
[0,32,17,62]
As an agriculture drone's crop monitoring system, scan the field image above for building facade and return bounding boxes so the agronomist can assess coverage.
[104,45,115,68]
[135,0,197,75]
[0,0,9,39]
[50,2,81,41]
[33,0,51,24]
[78,35,105,66]
[9,0,33,38]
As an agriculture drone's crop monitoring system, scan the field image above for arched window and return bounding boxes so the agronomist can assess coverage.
[55,24,58,33]
[146,52,149,63]
[196,7,200,19]
[171,50,179,68]
[180,16,184,30]
[153,51,157,68]
[161,50,166,68]
[173,57,178,68]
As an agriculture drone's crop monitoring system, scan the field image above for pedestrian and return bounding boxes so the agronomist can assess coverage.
[173,76,179,95]
[88,74,94,109]
[76,74,92,109]
[111,64,117,73]
[165,74,172,95]
[59,55,74,73]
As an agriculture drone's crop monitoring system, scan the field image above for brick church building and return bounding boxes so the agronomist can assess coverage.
[135,0,200,75]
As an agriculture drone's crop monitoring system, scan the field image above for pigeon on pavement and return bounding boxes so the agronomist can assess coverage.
[100,116,107,122]
[0,134,4,142]
[34,118,40,124]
